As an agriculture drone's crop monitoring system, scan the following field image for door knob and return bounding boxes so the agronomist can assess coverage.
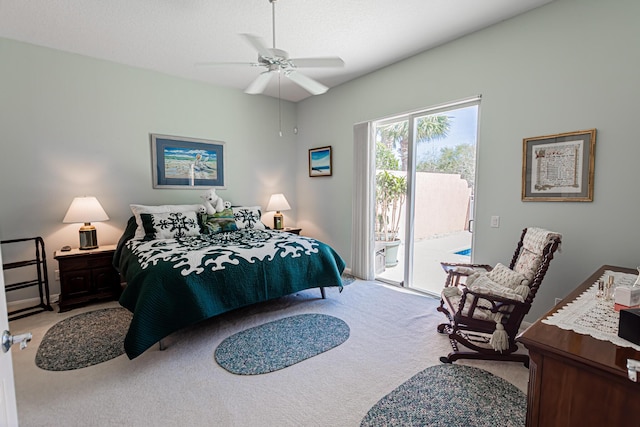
[2,330,32,353]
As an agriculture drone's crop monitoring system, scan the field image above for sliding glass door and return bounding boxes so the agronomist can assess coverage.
[374,100,479,295]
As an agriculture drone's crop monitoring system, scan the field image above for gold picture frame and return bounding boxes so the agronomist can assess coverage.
[522,129,596,201]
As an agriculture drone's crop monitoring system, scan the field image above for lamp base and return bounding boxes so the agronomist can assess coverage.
[273,212,284,230]
[79,224,98,250]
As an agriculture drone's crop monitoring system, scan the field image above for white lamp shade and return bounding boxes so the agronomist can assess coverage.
[63,197,109,224]
[266,193,291,212]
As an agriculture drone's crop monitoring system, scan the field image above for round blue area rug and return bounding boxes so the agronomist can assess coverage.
[215,313,349,375]
[361,364,526,427]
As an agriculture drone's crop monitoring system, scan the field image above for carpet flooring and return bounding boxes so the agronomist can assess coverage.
[11,279,530,426]
[215,313,350,374]
[361,364,526,426]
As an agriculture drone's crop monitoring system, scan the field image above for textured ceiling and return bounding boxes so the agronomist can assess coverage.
[0,0,554,102]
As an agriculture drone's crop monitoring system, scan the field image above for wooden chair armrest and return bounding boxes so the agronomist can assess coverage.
[440,262,492,274]
[458,288,525,316]
[462,288,524,305]
[441,263,492,287]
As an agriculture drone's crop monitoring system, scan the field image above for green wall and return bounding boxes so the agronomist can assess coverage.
[0,38,297,301]
[3,0,640,321]
[295,0,640,319]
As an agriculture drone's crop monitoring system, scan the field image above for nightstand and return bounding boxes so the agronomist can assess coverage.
[54,244,122,312]
[275,227,302,235]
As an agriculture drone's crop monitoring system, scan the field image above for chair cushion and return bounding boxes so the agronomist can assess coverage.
[521,227,562,254]
[514,227,561,280]
[441,273,526,324]
[513,248,541,281]
[441,287,496,321]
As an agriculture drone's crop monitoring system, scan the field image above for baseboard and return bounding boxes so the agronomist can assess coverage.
[7,294,59,312]
[519,320,532,333]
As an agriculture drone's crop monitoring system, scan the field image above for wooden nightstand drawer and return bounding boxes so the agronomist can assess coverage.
[57,252,113,271]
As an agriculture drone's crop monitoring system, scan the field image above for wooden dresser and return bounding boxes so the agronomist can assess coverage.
[518,265,640,426]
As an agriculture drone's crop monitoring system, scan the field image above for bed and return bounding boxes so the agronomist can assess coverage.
[114,206,346,359]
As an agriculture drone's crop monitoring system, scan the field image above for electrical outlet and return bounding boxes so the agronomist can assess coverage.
[490,216,500,228]
[55,269,60,281]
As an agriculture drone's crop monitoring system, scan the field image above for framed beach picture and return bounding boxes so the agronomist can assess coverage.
[308,146,332,177]
[151,134,226,189]
[522,129,596,201]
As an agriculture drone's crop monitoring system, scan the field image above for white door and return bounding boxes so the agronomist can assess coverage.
[0,248,19,427]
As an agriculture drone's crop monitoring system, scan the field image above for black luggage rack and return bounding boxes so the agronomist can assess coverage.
[2,237,53,321]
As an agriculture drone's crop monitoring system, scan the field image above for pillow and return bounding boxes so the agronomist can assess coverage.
[232,206,266,230]
[486,263,530,289]
[130,204,203,240]
[140,211,201,240]
[199,209,238,234]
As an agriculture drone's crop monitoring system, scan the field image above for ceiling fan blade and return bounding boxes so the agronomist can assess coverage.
[285,70,328,95]
[195,61,260,67]
[240,33,272,59]
[289,57,345,68]
[245,71,275,94]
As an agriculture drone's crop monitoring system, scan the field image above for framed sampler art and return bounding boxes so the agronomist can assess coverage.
[151,134,226,189]
[522,129,596,202]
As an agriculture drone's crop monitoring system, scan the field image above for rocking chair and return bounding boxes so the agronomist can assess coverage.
[437,227,562,367]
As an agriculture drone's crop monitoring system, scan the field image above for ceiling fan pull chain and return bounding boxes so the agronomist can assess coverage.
[278,72,283,137]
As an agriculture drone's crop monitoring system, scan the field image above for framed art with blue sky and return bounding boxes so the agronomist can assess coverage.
[151,134,226,189]
[309,146,332,177]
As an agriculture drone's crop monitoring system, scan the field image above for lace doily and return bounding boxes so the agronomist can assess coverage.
[542,270,640,351]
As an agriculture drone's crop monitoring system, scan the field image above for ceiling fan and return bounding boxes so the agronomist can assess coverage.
[198,0,344,96]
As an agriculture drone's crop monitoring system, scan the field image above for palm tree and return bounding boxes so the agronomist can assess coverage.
[374,115,452,268]
[377,115,451,171]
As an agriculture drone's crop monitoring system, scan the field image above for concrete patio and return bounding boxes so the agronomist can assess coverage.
[376,230,472,295]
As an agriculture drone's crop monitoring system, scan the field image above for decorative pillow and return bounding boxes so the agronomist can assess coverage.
[467,275,525,302]
[513,248,542,281]
[232,206,266,230]
[130,204,204,240]
[486,263,530,289]
[199,209,238,234]
[140,211,200,240]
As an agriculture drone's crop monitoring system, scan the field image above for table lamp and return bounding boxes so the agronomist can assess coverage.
[63,196,109,250]
[266,193,291,230]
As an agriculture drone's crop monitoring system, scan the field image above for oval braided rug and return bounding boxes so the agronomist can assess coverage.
[35,308,132,371]
[215,313,349,375]
[361,364,526,427]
